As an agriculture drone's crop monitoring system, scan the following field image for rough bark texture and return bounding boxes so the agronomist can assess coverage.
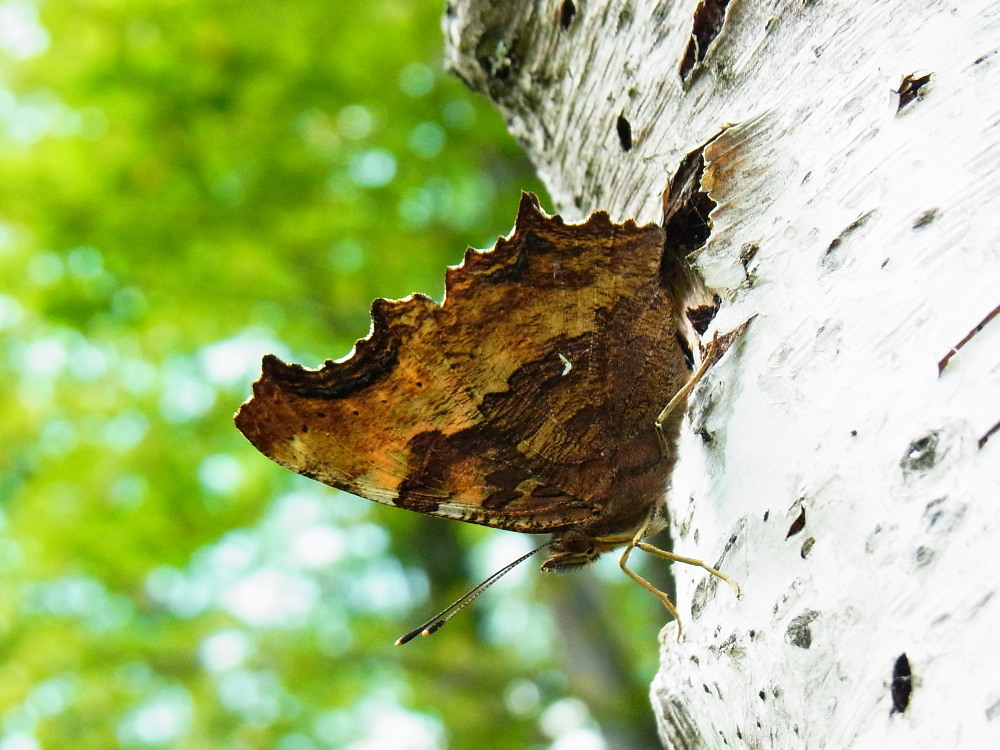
[445,0,1000,747]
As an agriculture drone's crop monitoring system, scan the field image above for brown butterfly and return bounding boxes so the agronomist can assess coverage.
[235,193,738,643]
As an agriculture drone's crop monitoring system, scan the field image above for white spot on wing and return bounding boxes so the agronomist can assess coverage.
[558,352,572,376]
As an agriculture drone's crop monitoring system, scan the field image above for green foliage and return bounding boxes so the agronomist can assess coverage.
[0,1,668,747]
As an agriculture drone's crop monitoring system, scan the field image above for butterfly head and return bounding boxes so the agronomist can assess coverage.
[540,529,619,571]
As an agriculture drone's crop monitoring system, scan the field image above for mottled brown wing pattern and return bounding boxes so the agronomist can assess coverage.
[234,192,694,536]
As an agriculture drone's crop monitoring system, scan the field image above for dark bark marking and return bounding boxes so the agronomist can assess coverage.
[616,113,632,151]
[890,653,912,714]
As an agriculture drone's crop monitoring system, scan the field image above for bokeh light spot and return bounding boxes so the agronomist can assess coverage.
[348,149,396,188]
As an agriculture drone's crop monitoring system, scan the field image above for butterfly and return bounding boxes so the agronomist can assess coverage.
[235,192,738,643]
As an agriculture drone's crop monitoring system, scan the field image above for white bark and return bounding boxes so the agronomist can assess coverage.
[445,0,1000,747]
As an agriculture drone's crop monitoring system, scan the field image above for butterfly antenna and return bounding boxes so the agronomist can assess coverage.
[395,540,552,645]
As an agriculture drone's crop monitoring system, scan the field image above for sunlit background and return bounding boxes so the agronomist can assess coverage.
[0,2,674,748]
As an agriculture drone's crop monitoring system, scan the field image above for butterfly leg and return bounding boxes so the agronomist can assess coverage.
[620,510,741,642]
[656,332,719,455]
[619,520,684,640]
[636,542,741,598]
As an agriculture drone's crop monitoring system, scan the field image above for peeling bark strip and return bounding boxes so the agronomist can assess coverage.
[679,0,732,81]
[896,72,932,112]
[686,303,720,338]
[445,0,1000,745]
[785,507,806,539]
[660,130,729,277]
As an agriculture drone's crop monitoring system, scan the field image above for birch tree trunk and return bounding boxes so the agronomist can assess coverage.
[444,1,1000,747]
